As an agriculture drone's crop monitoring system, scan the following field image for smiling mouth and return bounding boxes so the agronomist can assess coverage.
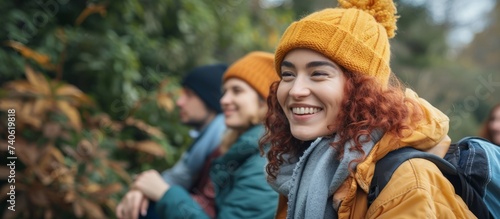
[291,107,322,115]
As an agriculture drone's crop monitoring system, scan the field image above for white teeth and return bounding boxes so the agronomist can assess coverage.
[292,107,321,115]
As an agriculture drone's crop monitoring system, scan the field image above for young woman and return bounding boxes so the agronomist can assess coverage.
[480,103,500,145]
[128,51,279,219]
[260,0,476,218]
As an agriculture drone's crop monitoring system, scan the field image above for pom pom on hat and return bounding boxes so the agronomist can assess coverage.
[338,0,398,38]
[274,0,399,87]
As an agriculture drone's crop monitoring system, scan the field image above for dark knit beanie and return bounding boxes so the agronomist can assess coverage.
[181,63,227,113]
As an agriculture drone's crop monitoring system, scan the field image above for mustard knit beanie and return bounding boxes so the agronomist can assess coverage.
[223,51,280,99]
[274,0,398,87]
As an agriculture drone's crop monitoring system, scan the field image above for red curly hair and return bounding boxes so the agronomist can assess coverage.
[260,70,423,180]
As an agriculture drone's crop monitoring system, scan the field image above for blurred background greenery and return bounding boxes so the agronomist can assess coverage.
[0,0,498,218]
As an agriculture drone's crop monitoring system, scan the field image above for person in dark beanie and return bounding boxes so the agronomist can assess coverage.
[181,64,226,115]
[116,64,228,219]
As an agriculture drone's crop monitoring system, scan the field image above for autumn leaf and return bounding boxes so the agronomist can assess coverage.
[33,99,52,117]
[25,65,51,95]
[21,101,43,129]
[125,117,165,138]
[106,160,132,184]
[4,41,56,70]
[79,198,106,219]
[0,99,23,111]
[4,80,38,95]
[48,145,66,163]
[82,183,101,194]
[55,84,93,106]
[134,140,166,157]
[157,93,175,112]
[91,183,122,200]
[56,100,82,132]
[75,3,107,26]
[34,145,66,185]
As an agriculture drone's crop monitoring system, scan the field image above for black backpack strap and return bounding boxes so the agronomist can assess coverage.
[367,146,491,219]
[367,147,457,207]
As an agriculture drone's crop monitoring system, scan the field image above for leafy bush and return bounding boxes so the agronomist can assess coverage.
[0,63,180,218]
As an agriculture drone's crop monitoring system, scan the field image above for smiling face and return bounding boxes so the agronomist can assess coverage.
[221,78,265,130]
[277,49,347,141]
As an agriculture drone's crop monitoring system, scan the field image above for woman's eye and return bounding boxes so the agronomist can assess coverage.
[280,71,294,78]
[312,71,328,77]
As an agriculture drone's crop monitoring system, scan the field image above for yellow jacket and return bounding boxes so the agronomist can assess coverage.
[275,90,476,219]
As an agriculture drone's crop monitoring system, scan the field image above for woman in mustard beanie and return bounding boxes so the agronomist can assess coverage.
[130,51,280,219]
[260,0,475,218]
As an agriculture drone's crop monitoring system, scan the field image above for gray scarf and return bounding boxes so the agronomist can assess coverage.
[268,130,383,219]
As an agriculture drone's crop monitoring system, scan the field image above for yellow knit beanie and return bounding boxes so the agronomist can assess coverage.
[223,51,280,98]
[274,0,398,87]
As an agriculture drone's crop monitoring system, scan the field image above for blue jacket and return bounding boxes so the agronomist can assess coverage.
[161,114,226,189]
[156,125,278,219]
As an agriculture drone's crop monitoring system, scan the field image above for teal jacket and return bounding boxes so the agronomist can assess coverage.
[156,125,278,219]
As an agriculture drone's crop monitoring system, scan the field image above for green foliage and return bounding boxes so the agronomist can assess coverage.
[0,0,293,218]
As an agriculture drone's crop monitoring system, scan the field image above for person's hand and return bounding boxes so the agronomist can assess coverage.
[116,190,149,219]
[133,170,170,202]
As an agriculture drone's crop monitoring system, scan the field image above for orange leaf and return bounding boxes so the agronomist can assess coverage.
[47,145,66,163]
[5,41,56,70]
[56,100,82,132]
[135,140,166,157]
[97,183,122,196]
[75,4,107,26]
[125,117,164,138]
[33,99,52,117]
[79,198,106,219]
[55,84,93,106]
[106,161,132,183]
[82,183,101,194]
[34,145,66,185]
[157,93,175,112]
[4,80,38,94]
[0,99,23,111]
[21,101,43,129]
[25,65,51,95]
